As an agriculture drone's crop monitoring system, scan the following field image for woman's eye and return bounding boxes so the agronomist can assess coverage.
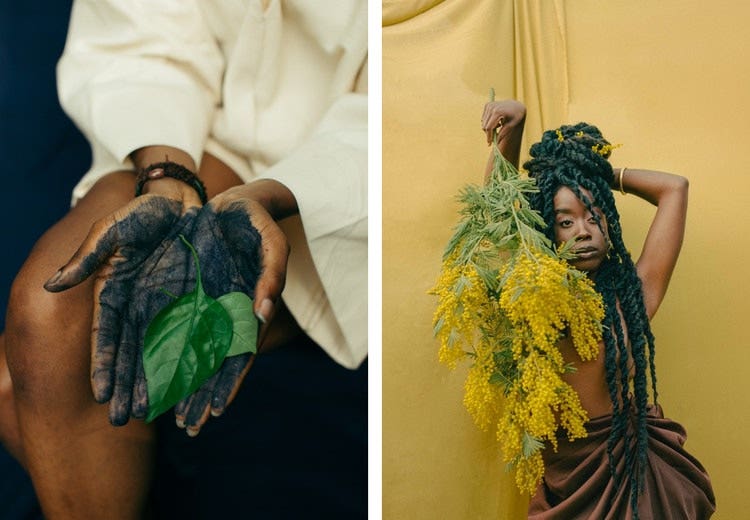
[558,220,572,228]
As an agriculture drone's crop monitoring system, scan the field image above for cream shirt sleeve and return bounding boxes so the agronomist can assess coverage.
[260,90,368,370]
[57,0,224,199]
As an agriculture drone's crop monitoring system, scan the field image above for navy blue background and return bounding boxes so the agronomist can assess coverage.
[1,2,90,518]
[0,3,91,330]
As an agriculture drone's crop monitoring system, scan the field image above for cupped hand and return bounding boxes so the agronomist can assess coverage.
[44,190,201,426]
[481,99,527,145]
[174,180,293,436]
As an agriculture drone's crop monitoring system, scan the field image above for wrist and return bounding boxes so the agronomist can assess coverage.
[141,177,200,203]
[224,179,298,220]
[135,161,207,205]
[615,167,627,194]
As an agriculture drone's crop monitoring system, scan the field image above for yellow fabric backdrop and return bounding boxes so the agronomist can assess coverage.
[383,1,750,518]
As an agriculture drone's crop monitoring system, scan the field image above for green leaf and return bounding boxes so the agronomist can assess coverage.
[217,292,258,357]
[509,286,524,303]
[432,315,446,337]
[143,287,233,422]
[556,237,578,260]
[143,235,234,422]
[489,372,510,387]
[522,432,545,458]
[474,264,498,291]
[447,328,460,347]
[455,274,472,296]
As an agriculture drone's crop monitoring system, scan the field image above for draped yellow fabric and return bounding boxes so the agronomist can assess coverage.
[382,0,446,26]
[512,0,568,138]
[385,1,750,518]
[383,2,533,518]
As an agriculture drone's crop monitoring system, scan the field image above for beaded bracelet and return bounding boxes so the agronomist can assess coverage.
[135,161,208,205]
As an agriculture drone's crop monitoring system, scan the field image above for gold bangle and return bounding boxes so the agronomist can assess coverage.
[618,167,627,195]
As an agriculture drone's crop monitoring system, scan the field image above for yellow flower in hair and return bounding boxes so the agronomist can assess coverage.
[592,142,622,157]
[556,129,564,142]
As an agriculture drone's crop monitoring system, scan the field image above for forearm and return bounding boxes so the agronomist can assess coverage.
[496,116,525,170]
[614,167,689,207]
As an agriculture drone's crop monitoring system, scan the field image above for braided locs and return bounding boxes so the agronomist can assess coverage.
[523,123,657,517]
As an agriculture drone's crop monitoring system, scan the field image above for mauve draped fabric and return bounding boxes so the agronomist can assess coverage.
[529,405,715,519]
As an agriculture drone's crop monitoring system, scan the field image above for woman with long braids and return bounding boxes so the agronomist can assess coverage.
[481,100,715,519]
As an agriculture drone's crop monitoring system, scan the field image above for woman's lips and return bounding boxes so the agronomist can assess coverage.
[573,247,598,259]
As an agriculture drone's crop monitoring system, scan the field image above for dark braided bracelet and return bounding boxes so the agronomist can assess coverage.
[135,161,208,205]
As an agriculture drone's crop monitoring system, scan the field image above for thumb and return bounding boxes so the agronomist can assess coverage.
[252,216,289,325]
[44,215,119,292]
[44,195,184,292]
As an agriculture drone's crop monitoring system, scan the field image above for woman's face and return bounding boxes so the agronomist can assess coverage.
[552,186,609,272]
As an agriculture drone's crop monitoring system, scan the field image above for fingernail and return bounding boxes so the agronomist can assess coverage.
[43,270,63,290]
[147,168,165,179]
[176,417,185,428]
[210,408,223,417]
[186,428,199,438]
[255,298,274,324]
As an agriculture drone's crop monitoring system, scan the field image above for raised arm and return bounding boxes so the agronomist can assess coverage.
[615,168,689,319]
[481,100,526,180]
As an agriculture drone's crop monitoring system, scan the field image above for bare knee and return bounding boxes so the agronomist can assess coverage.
[6,172,136,408]
[0,370,16,447]
[0,337,24,461]
[0,333,11,397]
[5,263,91,404]
[0,335,15,417]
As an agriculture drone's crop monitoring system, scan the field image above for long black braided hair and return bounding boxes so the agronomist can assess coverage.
[523,123,657,515]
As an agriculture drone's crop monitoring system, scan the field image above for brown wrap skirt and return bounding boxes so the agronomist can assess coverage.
[528,405,715,519]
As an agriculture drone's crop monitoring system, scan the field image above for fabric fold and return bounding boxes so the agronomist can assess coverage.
[529,405,715,519]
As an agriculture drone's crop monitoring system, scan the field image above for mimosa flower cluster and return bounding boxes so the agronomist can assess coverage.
[431,145,604,494]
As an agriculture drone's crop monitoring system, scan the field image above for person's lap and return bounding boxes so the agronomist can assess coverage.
[3,171,157,518]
